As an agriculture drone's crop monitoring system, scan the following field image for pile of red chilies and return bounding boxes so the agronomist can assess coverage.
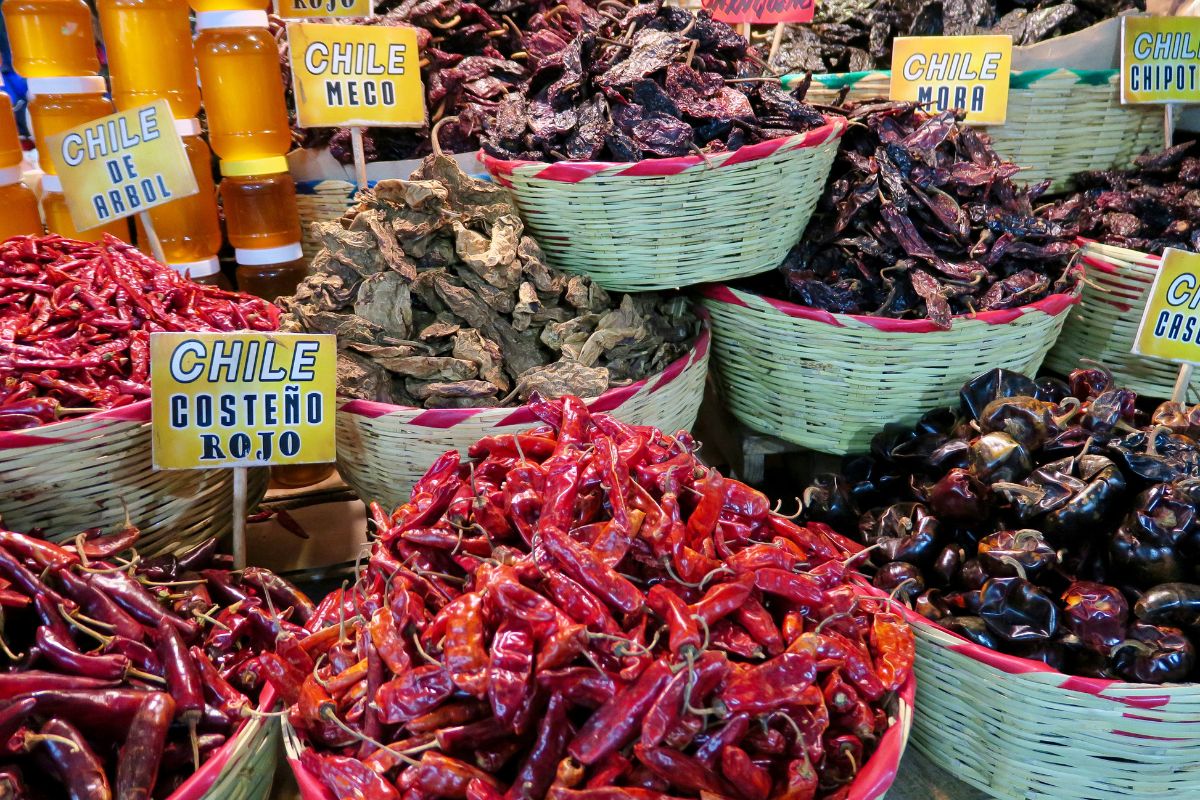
[0,235,280,430]
[287,396,916,800]
[0,526,315,799]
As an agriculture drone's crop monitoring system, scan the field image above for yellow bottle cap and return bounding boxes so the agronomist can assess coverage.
[220,156,289,177]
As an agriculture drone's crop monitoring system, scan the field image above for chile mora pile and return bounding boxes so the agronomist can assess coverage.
[288,396,915,800]
[750,102,1077,329]
[0,527,315,798]
[0,235,280,430]
[804,364,1200,683]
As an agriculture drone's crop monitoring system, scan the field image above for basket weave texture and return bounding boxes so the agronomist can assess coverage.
[909,615,1200,800]
[297,179,358,260]
[170,689,280,800]
[0,402,268,554]
[336,327,710,509]
[699,285,1078,454]
[1046,241,1186,399]
[477,119,846,292]
[788,70,1163,193]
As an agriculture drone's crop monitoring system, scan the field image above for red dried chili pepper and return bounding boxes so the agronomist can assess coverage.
[870,608,916,691]
[721,652,818,715]
[115,692,174,800]
[569,657,673,765]
[646,584,700,656]
[488,619,533,730]
[505,693,571,800]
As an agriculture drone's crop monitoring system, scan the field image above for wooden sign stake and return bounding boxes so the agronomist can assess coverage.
[138,210,167,264]
[768,22,785,65]
[1162,104,1191,405]
[232,466,248,569]
[351,125,369,192]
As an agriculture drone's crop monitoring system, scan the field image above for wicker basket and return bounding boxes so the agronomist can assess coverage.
[284,675,914,800]
[337,326,710,508]
[477,119,846,292]
[1046,241,1187,399]
[297,178,359,261]
[699,285,1079,454]
[170,688,280,800]
[786,70,1164,193]
[0,402,268,555]
[908,614,1200,799]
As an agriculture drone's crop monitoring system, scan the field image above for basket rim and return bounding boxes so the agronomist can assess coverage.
[283,669,914,800]
[167,684,278,800]
[699,282,1081,333]
[1079,237,1161,271]
[477,116,847,182]
[0,399,151,450]
[337,322,710,427]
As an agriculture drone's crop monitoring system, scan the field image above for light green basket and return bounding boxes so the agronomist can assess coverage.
[700,284,1078,454]
[477,119,846,292]
[910,614,1200,799]
[787,69,1165,193]
[172,691,280,800]
[1046,241,1189,399]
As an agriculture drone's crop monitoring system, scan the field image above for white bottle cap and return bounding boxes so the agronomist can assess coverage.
[170,256,221,278]
[194,10,269,30]
[235,242,304,265]
[0,165,23,186]
[41,173,62,192]
[26,76,108,97]
[174,118,202,137]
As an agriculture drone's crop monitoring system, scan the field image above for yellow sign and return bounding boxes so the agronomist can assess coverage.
[288,23,425,128]
[276,0,372,19]
[46,101,197,232]
[1132,249,1200,363]
[150,332,336,470]
[890,35,1012,125]
[1121,16,1200,104]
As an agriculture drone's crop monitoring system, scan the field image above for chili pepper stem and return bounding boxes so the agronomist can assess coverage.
[138,578,207,588]
[20,732,81,753]
[127,667,166,685]
[996,554,1029,581]
[58,604,112,646]
[319,706,425,766]
[815,611,855,635]
[189,720,200,772]
[194,606,230,631]
[411,633,440,666]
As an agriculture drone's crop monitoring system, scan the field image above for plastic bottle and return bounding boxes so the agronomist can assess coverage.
[0,95,42,239]
[3,0,100,78]
[0,94,24,170]
[97,0,201,117]
[26,76,114,174]
[233,241,307,301]
[41,173,129,242]
[167,257,230,288]
[219,156,302,249]
[194,11,292,161]
[135,118,222,266]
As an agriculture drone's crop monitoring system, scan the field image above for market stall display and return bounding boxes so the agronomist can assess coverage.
[0,236,275,550]
[280,153,707,504]
[803,364,1200,798]
[702,101,1080,454]
[1043,144,1200,398]
[0,527,314,799]
[285,395,916,800]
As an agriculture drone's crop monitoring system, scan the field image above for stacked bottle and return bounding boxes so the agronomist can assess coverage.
[0,94,42,239]
[95,0,228,284]
[2,0,131,241]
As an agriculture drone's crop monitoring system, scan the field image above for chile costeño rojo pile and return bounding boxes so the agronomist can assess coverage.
[285,396,916,799]
[480,3,827,162]
[771,0,1143,73]
[743,102,1077,329]
[1041,143,1200,254]
[0,235,280,430]
[279,155,699,409]
[0,526,316,797]
[804,364,1200,683]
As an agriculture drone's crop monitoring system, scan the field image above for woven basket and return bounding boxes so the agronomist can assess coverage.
[699,285,1079,454]
[477,119,846,292]
[0,402,268,555]
[1046,241,1188,399]
[909,615,1200,799]
[284,675,913,800]
[786,70,1164,193]
[337,326,710,508]
[296,179,359,261]
[170,688,280,800]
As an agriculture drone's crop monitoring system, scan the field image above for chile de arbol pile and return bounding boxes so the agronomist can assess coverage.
[0,235,280,430]
[804,363,1200,683]
[0,526,315,798]
[285,396,915,800]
